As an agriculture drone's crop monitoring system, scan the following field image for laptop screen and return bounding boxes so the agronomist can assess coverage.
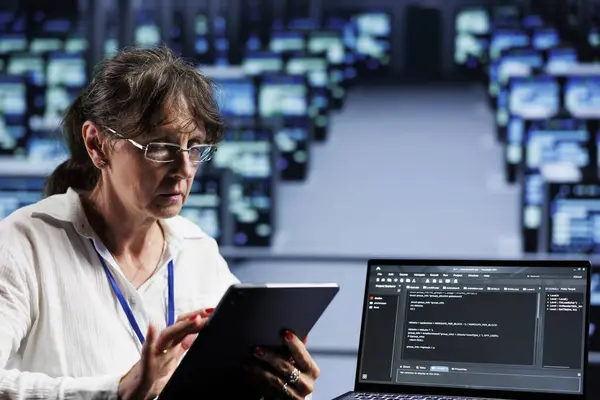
[358,261,589,395]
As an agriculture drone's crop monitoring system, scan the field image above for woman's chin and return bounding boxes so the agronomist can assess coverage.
[156,207,182,219]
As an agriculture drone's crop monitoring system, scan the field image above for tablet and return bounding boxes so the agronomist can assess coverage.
[159,283,340,398]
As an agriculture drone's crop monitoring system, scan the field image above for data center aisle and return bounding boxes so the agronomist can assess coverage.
[230,83,520,400]
[274,83,520,258]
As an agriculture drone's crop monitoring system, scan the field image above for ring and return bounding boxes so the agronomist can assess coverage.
[281,382,289,395]
[287,367,301,384]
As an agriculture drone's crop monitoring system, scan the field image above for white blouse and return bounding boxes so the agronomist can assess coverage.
[0,188,240,399]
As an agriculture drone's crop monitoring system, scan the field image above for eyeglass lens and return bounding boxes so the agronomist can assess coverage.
[145,143,215,163]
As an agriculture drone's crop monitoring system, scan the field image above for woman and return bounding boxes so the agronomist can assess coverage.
[0,46,319,399]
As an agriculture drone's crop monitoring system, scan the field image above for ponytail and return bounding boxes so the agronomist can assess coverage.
[44,94,100,196]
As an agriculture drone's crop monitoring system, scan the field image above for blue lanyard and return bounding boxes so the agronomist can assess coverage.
[90,239,175,345]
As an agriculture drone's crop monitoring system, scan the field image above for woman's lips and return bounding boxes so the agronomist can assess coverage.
[157,193,183,204]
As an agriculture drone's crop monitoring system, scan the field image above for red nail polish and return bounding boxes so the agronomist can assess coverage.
[254,346,264,356]
[188,314,199,321]
[284,330,294,341]
[205,308,215,314]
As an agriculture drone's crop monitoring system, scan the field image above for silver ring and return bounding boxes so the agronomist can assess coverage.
[281,382,289,395]
[287,367,301,384]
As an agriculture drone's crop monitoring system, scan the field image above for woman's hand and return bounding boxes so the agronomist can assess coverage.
[117,308,214,400]
[245,331,320,399]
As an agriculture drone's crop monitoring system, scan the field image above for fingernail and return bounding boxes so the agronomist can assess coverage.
[205,308,215,314]
[188,314,199,322]
[284,330,294,341]
[254,346,264,357]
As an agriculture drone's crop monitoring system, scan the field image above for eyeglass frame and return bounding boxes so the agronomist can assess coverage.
[103,126,217,164]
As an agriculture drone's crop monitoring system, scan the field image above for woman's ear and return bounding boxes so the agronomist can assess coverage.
[82,121,108,168]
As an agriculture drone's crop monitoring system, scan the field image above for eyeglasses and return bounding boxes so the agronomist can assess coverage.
[104,127,217,164]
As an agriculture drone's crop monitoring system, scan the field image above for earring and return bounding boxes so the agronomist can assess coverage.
[97,160,106,168]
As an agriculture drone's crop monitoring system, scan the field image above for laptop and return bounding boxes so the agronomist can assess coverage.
[334,259,591,400]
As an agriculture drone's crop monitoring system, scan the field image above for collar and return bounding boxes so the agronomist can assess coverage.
[31,188,208,251]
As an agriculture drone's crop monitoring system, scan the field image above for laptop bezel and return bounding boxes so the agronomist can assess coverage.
[353,258,591,400]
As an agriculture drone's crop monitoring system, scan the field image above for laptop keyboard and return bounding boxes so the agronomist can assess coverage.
[343,393,485,400]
